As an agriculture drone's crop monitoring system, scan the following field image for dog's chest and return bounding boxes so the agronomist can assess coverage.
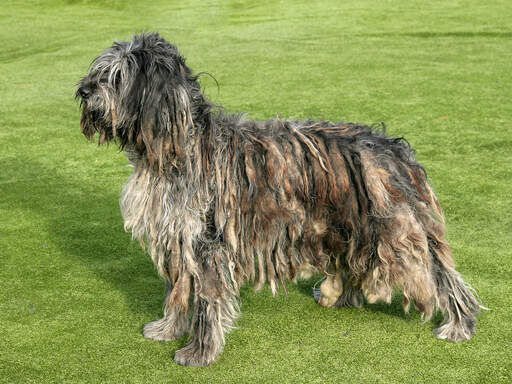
[120,162,208,262]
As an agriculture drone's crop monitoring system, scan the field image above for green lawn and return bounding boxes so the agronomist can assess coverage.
[1,0,511,382]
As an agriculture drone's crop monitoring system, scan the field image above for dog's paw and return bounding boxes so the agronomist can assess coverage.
[314,287,338,308]
[314,274,343,308]
[143,318,185,341]
[434,318,476,342]
[174,342,219,367]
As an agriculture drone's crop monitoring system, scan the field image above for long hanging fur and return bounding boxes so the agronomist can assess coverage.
[77,32,483,367]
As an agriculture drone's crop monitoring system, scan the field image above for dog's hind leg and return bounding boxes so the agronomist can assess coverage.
[143,279,191,341]
[361,246,438,321]
[361,201,482,342]
[362,204,437,319]
[174,246,239,367]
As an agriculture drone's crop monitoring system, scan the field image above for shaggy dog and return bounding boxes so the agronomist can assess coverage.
[77,33,482,366]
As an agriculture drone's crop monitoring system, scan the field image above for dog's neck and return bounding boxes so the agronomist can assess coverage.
[122,93,215,180]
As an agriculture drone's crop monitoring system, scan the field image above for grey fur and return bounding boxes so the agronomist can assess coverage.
[77,32,483,367]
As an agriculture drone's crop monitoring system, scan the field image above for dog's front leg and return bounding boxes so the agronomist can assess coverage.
[143,280,190,341]
[174,246,239,367]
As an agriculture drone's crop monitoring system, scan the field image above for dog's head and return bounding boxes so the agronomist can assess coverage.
[76,32,200,168]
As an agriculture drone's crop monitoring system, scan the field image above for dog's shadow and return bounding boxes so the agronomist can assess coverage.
[5,156,163,317]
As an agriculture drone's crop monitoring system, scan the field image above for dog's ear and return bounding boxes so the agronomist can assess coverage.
[118,39,193,171]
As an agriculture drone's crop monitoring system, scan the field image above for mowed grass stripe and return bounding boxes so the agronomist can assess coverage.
[0,0,511,383]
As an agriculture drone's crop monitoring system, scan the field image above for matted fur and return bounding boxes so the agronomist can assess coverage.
[77,33,482,366]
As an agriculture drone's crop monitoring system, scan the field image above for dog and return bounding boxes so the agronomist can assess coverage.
[77,33,482,366]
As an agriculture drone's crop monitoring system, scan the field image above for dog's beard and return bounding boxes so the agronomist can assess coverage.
[80,105,115,144]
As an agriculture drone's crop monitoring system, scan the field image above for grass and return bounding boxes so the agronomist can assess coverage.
[1,0,511,382]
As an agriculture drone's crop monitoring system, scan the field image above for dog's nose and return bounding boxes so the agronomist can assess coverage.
[78,86,91,99]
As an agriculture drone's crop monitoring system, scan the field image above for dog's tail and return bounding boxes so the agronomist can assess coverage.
[429,238,483,342]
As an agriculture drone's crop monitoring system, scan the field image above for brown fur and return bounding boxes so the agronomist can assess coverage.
[77,33,483,367]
